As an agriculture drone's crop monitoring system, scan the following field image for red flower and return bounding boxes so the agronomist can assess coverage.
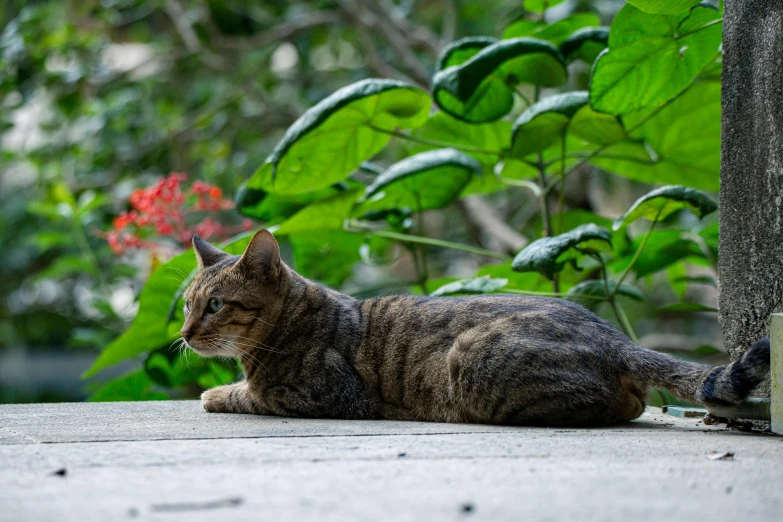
[103,172,250,256]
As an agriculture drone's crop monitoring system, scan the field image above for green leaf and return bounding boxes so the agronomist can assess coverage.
[589,4,722,115]
[511,91,587,156]
[359,149,482,212]
[196,361,239,389]
[591,81,721,190]
[613,229,704,278]
[475,264,548,291]
[673,274,716,287]
[89,370,169,402]
[523,0,567,12]
[290,231,365,287]
[503,13,601,46]
[436,36,497,70]
[626,0,703,15]
[430,275,509,296]
[275,189,362,235]
[657,302,717,313]
[235,181,350,223]
[247,79,431,195]
[613,185,717,230]
[510,92,625,157]
[565,280,644,309]
[512,224,613,279]
[432,38,567,123]
[410,111,510,167]
[409,112,519,195]
[84,232,256,378]
[561,26,609,64]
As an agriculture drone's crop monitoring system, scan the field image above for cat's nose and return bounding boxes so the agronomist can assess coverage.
[181,329,194,342]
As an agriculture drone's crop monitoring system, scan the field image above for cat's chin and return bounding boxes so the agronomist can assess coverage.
[188,344,225,358]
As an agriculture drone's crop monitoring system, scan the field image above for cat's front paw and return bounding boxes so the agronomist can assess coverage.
[201,386,231,413]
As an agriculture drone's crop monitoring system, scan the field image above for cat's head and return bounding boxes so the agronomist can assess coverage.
[181,229,284,358]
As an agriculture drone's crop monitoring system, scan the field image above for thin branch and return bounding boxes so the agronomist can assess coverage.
[459,196,529,254]
[338,0,431,86]
[215,11,343,50]
[440,0,458,48]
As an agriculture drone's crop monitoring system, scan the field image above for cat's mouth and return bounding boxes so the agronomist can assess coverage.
[186,340,221,357]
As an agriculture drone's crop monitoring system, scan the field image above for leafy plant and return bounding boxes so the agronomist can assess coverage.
[61,0,725,400]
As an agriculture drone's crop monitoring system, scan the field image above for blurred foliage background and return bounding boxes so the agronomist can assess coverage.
[0,0,724,404]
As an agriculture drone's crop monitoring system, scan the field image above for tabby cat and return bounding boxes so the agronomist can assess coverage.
[181,230,770,426]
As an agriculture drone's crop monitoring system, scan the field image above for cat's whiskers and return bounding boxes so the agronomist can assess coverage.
[251,316,280,329]
[165,266,190,283]
[209,337,269,373]
[219,334,285,354]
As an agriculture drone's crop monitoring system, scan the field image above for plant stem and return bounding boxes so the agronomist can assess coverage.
[494,173,543,196]
[613,207,663,293]
[592,252,636,341]
[674,18,723,40]
[541,94,684,196]
[514,85,532,107]
[556,131,567,234]
[535,147,559,293]
[503,289,603,300]
[614,302,638,343]
[347,224,510,260]
[369,125,508,158]
[414,194,429,294]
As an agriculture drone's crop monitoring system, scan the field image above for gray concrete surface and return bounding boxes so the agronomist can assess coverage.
[1,401,781,522]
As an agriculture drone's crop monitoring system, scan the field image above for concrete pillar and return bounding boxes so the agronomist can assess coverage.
[718,2,783,363]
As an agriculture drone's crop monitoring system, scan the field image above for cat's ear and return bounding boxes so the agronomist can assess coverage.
[235,229,281,279]
[192,236,228,269]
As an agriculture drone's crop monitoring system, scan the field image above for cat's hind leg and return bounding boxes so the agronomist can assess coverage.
[445,318,637,426]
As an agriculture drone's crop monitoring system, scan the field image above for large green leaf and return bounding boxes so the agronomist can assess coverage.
[503,13,601,46]
[290,231,364,287]
[431,276,509,296]
[561,27,609,64]
[275,189,362,235]
[432,38,567,123]
[626,0,702,14]
[410,111,510,167]
[565,280,644,309]
[84,233,256,377]
[409,112,515,195]
[436,37,497,70]
[509,94,624,158]
[612,185,717,230]
[235,180,353,223]
[591,81,720,190]
[247,79,431,195]
[611,229,706,278]
[358,149,482,212]
[512,224,613,279]
[589,4,721,114]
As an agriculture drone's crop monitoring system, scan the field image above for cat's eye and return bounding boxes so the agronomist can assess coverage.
[207,297,223,313]
[184,300,191,315]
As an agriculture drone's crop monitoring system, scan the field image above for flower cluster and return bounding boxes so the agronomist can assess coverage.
[105,172,252,255]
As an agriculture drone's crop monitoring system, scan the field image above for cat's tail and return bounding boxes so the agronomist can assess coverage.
[630,337,771,405]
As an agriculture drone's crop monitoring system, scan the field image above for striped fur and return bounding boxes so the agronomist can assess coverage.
[181,231,770,427]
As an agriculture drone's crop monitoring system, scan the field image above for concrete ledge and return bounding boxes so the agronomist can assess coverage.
[772,314,782,434]
[1,401,781,521]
